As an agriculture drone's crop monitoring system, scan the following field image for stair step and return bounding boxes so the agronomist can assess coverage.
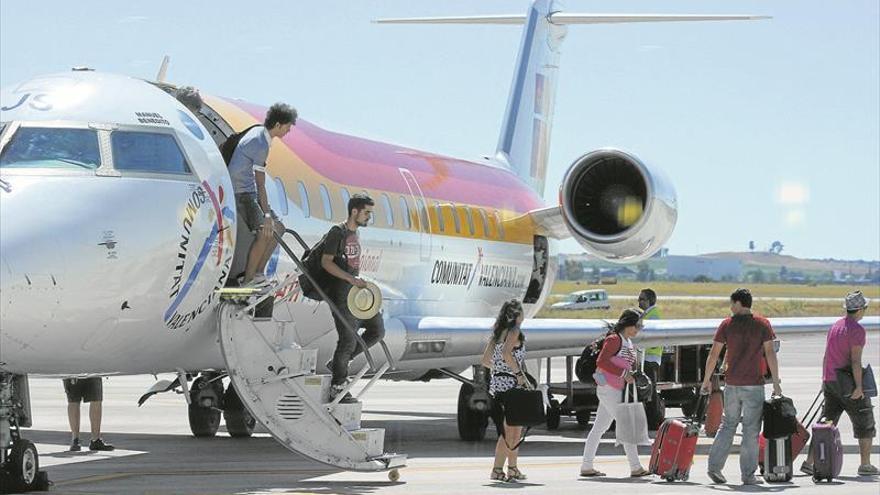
[350,428,385,458]
[301,374,331,403]
[329,401,362,430]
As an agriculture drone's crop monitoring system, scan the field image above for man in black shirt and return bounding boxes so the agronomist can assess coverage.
[322,193,384,402]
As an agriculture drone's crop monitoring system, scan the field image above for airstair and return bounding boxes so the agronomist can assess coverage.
[216,229,406,473]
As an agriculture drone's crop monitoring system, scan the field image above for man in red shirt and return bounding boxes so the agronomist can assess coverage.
[701,288,782,485]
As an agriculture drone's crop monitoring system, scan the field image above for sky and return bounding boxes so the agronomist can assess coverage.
[1,1,878,261]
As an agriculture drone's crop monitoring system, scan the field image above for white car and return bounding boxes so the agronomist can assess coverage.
[550,289,611,310]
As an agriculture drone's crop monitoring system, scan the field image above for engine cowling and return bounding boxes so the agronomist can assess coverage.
[559,149,677,263]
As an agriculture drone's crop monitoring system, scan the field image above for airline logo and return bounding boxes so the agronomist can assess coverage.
[430,248,526,290]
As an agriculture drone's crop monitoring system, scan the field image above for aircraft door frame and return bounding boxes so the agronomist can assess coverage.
[398,167,432,261]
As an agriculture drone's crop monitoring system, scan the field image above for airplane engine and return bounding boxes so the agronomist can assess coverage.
[559,149,677,263]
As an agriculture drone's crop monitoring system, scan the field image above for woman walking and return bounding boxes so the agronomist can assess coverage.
[481,299,529,482]
[580,307,652,478]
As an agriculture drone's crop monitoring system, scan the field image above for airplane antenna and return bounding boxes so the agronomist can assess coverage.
[156,55,170,83]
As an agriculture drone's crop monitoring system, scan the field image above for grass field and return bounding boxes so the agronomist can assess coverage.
[551,280,880,299]
[540,280,880,319]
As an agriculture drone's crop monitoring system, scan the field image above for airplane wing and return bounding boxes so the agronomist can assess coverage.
[399,316,880,363]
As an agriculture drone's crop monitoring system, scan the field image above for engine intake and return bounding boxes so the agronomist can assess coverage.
[559,149,677,262]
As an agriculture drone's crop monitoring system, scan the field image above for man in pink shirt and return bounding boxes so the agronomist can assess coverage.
[802,290,877,476]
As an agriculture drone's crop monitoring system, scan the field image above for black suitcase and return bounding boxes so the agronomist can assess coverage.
[763,436,793,482]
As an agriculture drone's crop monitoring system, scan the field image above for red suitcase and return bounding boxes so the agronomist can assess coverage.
[704,374,723,437]
[650,418,700,481]
[650,395,707,482]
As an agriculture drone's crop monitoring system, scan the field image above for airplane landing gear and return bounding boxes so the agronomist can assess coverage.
[0,374,48,493]
[457,366,491,441]
[188,373,225,437]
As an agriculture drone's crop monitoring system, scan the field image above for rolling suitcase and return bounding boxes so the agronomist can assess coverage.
[759,389,823,476]
[762,436,793,481]
[810,422,843,482]
[649,394,707,482]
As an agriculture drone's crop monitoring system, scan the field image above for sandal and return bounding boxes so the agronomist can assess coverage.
[630,468,652,477]
[490,467,508,481]
[507,465,527,481]
[580,469,606,477]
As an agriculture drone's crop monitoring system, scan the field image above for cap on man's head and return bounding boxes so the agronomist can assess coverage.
[844,290,869,312]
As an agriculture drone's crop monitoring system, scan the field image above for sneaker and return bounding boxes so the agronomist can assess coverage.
[89,438,115,451]
[742,475,762,485]
[707,470,727,484]
[69,438,81,452]
[857,464,880,476]
[800,461,814,476]
[330,384,357,404]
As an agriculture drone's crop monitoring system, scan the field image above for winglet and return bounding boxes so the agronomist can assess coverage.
[155,55,170,83]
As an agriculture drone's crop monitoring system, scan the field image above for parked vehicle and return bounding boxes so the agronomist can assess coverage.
[550,289,611,310]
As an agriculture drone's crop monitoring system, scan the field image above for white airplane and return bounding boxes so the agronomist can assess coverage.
[1,0,876,490]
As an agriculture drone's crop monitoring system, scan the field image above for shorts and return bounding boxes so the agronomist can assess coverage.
[823,380,876,439]
[236,192,265,233]
[63,377,103,403]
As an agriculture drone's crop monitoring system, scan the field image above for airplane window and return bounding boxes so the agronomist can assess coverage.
[340,188,351,216]
[434,202,445,232]
[297,181,310,218]
[416,199,429,232]
[478,209,490,238]
[1,127,100,170]
[451,204,461,233]
[319,184,333,219]
[273,177,289,216]
[399,196,412,230]
[111,131,191,174]
[494,210,505,240]
[381,193,393,227]
[464,207,475,235]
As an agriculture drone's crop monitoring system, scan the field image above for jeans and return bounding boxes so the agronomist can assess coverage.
[707,385,765,480]
[581,384,643,471]
[330,294,385,386]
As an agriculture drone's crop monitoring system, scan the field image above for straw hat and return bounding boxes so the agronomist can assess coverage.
[347,282,383,319]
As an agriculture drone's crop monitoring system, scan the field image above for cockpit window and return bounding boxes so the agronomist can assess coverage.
[0,127,101,169]
[111,131,191,174]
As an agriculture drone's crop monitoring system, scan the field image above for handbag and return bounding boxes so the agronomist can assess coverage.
[836,364,877,398]
[614,382,651,445]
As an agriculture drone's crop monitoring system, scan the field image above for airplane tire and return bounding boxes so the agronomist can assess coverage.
[546,399,561,430]
[224,385,256,438]
[188,403,221,437]
[457,383,488,441]
[6,439,39,493]
[188,377,222,437]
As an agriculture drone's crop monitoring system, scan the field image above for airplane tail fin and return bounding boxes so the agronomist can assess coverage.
[377,1,767,196]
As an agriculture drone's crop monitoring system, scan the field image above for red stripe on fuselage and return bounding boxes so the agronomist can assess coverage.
[229,99,545,213]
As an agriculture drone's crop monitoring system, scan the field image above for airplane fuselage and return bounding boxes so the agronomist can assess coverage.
[0,72,554,376]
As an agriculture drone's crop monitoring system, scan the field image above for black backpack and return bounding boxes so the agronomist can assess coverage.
[575,333,621,383]
[220,124,261,166]
[298,225,346,301]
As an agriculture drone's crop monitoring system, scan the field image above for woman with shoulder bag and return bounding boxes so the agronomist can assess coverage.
[481,299,530,482]
[580,307,652,478]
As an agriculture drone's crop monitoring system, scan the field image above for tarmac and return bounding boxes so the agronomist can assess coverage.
[17,332,880,494]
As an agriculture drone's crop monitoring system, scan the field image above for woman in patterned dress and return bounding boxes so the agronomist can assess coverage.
[481,299,529,482]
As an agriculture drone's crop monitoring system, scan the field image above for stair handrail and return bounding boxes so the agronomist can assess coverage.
[274,228,397,372]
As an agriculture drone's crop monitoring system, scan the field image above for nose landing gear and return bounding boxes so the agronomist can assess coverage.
[0,374,49,493]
